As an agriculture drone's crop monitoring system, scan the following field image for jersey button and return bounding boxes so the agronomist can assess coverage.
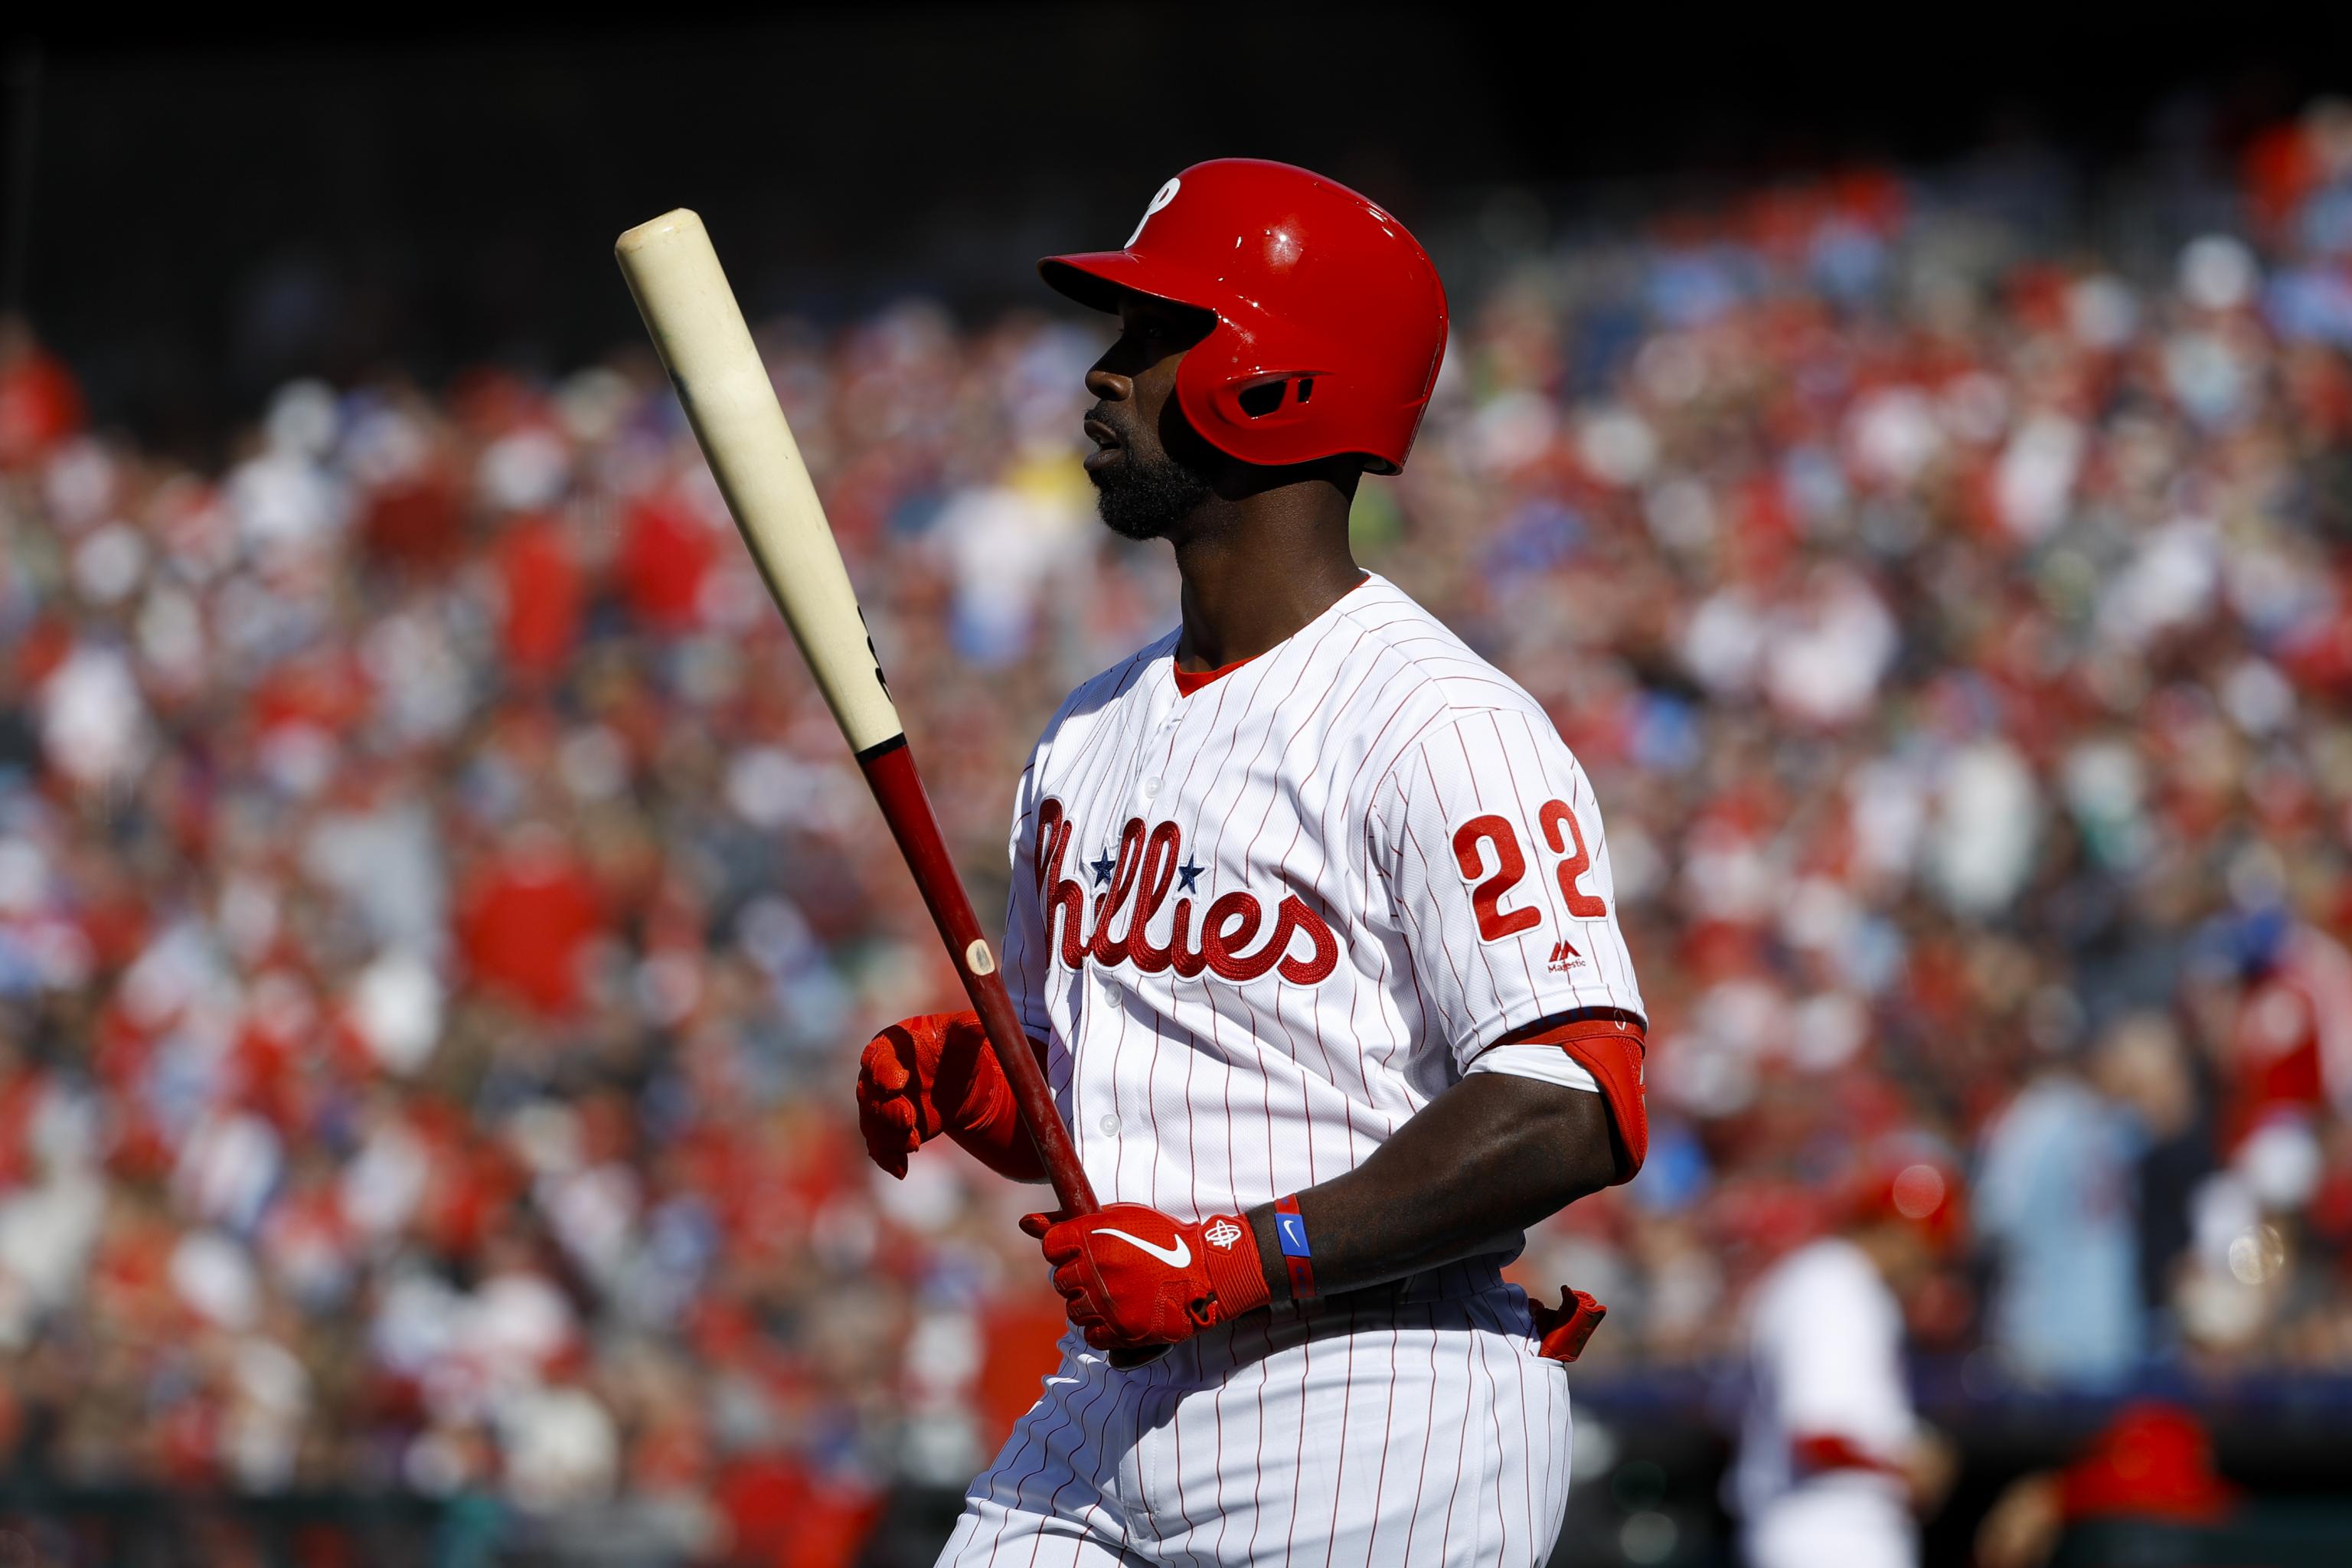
[1140,777,1161,801]
[1098,1114,1122,1136]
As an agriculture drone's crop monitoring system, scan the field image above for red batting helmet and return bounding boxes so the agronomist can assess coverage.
[1040,158,1449,475]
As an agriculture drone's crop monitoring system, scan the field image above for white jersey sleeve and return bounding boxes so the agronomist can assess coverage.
[1369,707,1645,1073]
[1465,1043,1599,1093]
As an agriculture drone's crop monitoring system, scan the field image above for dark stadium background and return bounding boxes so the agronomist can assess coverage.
[6,4,2352,1566]
[11,4,2348,453]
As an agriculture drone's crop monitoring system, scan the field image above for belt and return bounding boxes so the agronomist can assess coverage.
[1280,1253,1514,1318]
[1112,1256,1526,1379]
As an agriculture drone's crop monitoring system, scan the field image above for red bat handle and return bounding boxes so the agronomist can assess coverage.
[856,736,1099,1218]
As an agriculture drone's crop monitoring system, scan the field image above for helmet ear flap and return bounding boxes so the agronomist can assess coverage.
[1187,367,1341,463]
[1174,331,1404,474]
[1219,374,1325,425]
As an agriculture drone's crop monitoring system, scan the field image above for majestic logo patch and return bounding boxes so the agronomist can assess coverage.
[1204,1219,1244,1251]
[1548,939,1583,975]
[1034,799,1341,987]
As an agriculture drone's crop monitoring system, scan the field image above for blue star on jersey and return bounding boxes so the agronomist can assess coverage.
[1090,850,1116,887]
[1177,855,1204,893]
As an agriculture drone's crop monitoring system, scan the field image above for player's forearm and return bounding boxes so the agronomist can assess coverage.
[1244,1073,1616,1300]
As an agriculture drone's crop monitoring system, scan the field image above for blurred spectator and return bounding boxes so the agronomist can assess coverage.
[2089,1013,2213,1333]
[1975,1043,2143,1387]
[0,318,85,472]
[1975,1402,2238,1568]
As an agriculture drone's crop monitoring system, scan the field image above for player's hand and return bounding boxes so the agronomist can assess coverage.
[855,1011,1006,1178]
[1905,1426,1960,1517]
[1022,1204,1272,1351]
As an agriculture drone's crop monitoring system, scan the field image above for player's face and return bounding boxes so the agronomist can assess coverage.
[1082,294,1220,541]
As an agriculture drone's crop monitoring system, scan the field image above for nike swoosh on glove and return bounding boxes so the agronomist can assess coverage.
[855,1011,1045,1181]
[1022,1204,1271,1351]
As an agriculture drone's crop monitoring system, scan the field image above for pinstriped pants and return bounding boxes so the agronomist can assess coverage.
[938,1273,1573,1567]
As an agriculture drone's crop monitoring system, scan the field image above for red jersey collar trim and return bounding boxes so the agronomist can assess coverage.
[1168,577,1374,697]
[1172,656,1254,696]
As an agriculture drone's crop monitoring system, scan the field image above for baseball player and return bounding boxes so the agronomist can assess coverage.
[1730,1158,1960,1568]
[856,159,1649,1566]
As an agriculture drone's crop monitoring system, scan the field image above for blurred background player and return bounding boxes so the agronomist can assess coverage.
[1730,1152,1959,1568]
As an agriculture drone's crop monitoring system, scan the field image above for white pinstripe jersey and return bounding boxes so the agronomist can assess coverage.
[1001,573,1645,1223]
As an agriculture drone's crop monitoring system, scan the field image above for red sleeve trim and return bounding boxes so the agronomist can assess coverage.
[1791,1432,1905,1478]
[1501,1009,1647,1046]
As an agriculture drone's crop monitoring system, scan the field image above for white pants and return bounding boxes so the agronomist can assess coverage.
[1743,1490,1917,1568]
[939,1272,1572,1567]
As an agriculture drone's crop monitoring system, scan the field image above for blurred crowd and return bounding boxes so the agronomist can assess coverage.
[7,105,2352,1562]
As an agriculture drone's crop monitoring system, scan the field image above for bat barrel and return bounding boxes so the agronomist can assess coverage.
[616,208,1099,1221]
[616,209,905,756]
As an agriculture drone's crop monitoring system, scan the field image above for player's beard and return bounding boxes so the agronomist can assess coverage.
[1088,419,1215,541]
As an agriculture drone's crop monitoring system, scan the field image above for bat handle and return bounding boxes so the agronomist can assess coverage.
[855,737,1099,1217]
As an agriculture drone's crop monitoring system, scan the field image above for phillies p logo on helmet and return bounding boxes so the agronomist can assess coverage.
[1126,178,1181,248]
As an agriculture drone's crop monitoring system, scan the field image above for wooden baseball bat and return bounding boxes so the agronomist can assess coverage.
[614,207,1099,1220]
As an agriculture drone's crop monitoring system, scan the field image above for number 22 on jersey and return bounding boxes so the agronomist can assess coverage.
[1451,801,1608,943]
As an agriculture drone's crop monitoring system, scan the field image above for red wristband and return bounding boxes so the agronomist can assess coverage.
[1272,1193,1317,1299]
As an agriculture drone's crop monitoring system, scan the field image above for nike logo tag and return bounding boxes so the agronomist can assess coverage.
[1096,1227,1191,1268]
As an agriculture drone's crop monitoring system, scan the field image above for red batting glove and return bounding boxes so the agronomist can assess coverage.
[1021,1204,1272,1351]
[1529,1287,1607,1363]
[856,1011,1046,1181]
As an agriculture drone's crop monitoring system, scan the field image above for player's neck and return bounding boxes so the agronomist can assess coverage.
[1168,492,1364,673]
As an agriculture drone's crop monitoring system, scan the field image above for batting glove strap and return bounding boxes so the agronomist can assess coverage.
[1199,1213,1273,1322]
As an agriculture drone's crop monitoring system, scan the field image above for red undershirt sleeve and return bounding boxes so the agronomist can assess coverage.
[1494,1011,1648,1183]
